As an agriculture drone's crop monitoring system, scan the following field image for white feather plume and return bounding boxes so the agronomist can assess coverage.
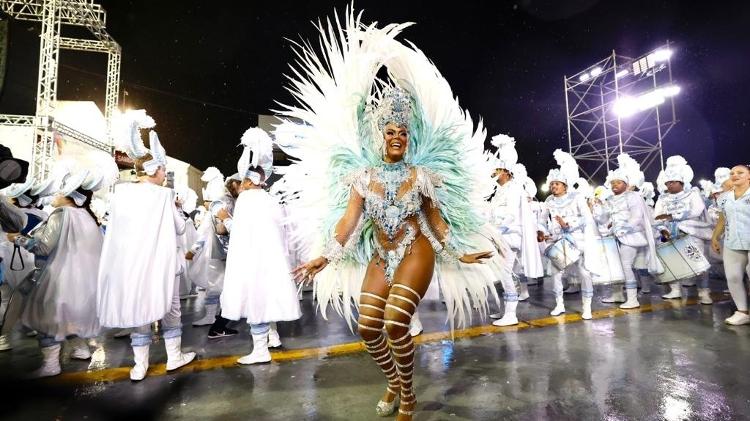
[552,149,579,185]
[113,109,155,159]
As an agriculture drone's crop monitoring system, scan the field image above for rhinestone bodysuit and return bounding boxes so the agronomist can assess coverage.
[364,161,423,283]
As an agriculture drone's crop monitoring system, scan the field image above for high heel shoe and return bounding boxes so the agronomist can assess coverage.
[376,388,400,417]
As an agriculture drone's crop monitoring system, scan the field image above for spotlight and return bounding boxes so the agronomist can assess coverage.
[579,73,591,82]
[616,69,629,79]
[613,85,680,117]
[590,67,602,77]
[652,49,673,62]
[540,183,549,193]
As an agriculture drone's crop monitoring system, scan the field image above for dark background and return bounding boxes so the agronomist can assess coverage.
[1,0,748,185]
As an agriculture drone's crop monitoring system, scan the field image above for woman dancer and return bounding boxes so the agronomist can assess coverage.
[282,10,506,420]
[712,164,750,325]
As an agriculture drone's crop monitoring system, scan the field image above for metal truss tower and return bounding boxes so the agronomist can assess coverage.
[0,0,121,178]
[564,42,678,183]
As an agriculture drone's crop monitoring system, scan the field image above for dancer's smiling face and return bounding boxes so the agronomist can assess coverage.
[730,165,750,188]
[383,123,408,163]
[550,181,567,197]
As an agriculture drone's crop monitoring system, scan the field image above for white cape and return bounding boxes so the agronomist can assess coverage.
[97,183,179,328]
[221,189,301,324]
[23,207,102,340]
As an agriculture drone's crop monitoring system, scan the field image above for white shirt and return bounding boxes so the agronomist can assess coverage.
[717,189,750,251]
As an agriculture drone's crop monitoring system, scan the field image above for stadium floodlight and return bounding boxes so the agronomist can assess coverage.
[613,84,680,117]
[565,41,678,182]
[651,49,673,62]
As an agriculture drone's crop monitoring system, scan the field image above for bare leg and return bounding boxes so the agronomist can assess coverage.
[384,236,434,421]
[358,258,400,410]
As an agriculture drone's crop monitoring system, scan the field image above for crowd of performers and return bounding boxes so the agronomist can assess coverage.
[1,9,749,421]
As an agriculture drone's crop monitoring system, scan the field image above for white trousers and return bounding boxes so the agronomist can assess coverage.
[619,244,639,289]
[723,248,750,312]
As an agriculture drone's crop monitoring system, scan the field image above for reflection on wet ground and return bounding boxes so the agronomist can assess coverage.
[1,279,748,420]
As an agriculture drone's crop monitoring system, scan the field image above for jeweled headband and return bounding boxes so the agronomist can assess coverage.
[375,86,414,131]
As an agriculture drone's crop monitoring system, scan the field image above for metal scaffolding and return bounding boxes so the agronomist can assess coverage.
[0,0,120,178]
[564,42,678,183]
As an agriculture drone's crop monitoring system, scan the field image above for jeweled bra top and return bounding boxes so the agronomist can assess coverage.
[363,161,422,241]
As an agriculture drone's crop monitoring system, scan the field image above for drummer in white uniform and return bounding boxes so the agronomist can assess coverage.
[594,155,663,309]
[538,150,600,319]
[654,156,714,304]
[486,135,544,327]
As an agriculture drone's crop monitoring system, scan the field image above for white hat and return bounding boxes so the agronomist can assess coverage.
[714,167,731,185]
[605,153,644,187]
[2,177,36,207]
[114,109,155,159]
[490,133,518,171]
[659,155,693,186]
[81,151,120,192]
[522,176,537,198]
[237,127,273,185]
[175,186,198,214]
[640,181,656,206]
[546,149,579,187]
[59,170,90,206]
[141,130,167,176]
[201,167,225,202]
[574,177,594,199]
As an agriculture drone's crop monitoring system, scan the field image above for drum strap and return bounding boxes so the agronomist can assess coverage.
[10,244,25,271]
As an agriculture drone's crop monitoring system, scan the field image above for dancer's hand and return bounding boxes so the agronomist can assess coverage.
[655,214,673,221]
[185,251,194,261]
[554,216,569,229]
[536,231,545,243]
[460,251,493,264]
[293,257,329,284]
[6,232,18,242]
[216,208,230,221]
[711,238,722,254]
[661,229,671,241]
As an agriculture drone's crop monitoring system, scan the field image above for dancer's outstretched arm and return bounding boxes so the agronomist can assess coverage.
[293,187,364,282]
[421,196,492,264]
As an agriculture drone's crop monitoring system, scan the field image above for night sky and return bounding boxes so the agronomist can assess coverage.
[1,0,749,185]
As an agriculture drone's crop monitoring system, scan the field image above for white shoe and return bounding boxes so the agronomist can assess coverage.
[662,283,682,299]
[489,312,503,319]
[409,314,423,337]
[725,311,750,326]
[518,283,530,301]
[69,337,91,360]
[0,334,12,351]
[130,345,150,381]
[550,297,566,316]
[620,288,640,309]
[698,288,713,305]
[601,289,625,303]
[192,303,218,326]
[492,300,519,326]
[165,336,196,371]
[238,333,272,365]
[581,297,593,320]
[268,324,282,348]
[31,344,61,378]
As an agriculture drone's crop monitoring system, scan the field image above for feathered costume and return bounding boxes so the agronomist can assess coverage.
[273,8,508,330]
